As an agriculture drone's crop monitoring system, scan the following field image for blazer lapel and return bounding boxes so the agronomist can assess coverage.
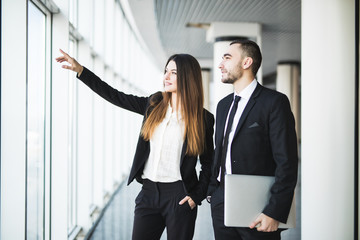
[233,84,263,137]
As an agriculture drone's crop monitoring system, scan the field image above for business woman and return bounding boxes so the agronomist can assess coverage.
[207,39,298,240]
[56,50,214,240]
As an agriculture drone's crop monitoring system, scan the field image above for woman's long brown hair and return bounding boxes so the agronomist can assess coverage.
[141,54,205,156]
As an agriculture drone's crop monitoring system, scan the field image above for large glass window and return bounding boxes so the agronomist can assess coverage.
[22,0,163,238]
[26,1,46,239]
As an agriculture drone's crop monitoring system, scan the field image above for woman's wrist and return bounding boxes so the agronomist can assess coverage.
[77,66,84,77]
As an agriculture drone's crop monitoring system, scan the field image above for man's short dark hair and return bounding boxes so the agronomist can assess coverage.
[230,39,262,77]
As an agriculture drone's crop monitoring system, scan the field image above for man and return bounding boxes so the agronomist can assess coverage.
[207,39,298,240]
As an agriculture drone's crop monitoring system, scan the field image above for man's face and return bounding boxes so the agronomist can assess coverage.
[218,44,244,84]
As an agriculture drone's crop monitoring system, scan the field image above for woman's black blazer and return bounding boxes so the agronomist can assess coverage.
[78,67,214,205]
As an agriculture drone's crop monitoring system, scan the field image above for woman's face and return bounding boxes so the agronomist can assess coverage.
[164,60,177,93]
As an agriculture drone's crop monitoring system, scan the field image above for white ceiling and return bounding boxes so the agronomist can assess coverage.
[126,0,301,76]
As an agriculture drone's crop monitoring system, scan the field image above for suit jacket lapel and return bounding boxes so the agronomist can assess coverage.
[233,84,262,137]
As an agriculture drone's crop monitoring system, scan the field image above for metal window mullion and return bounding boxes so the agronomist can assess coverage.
[31,0,59,14]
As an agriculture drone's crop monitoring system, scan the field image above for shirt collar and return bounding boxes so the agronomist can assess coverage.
[234,79,257,100]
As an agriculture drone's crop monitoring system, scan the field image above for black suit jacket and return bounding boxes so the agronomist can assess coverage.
[78,67,214,205]
[208,83,298,223]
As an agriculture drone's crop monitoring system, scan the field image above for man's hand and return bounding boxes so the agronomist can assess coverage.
[56,49,84,76]
[249,213,279,232]
[179,196,196,209]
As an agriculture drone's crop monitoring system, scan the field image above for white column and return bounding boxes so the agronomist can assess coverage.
[211,39,235,113]
[201,68,211,111]
[1,0,27,239]
[302,0,355,239]
[276,62,301,142]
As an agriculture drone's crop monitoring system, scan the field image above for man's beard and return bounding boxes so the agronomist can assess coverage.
[222,67,243,84]
[222,74,237,84]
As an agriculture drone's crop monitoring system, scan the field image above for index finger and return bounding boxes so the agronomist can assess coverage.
[59,49,70,59]
[249,217,261,229]
[179,196,190,205]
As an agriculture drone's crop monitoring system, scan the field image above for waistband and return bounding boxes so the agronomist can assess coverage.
[142,179,184,193]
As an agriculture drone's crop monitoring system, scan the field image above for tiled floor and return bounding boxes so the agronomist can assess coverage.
[89,172,301,240]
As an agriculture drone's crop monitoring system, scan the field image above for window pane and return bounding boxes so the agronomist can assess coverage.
[69,0,78,28]
[93,0,104,54]
[67,39,78,232]
[27,1,46,239]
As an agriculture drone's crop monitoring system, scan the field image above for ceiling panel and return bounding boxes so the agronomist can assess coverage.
[154,0,301,76]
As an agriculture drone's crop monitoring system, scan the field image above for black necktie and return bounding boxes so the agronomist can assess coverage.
[220,96,241,185]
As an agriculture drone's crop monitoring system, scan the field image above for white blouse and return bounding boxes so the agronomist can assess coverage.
[142,104,185,182]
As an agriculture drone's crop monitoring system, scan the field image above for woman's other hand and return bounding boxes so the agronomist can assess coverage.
[56,49,84,76]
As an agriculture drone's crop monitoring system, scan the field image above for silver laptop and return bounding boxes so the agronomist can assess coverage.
[224,174,296,228]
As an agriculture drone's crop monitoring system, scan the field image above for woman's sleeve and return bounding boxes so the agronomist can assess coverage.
[190,111,215,204]
[77,67,149,115]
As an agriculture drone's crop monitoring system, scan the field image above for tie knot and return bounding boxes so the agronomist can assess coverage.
[234,96,241,104]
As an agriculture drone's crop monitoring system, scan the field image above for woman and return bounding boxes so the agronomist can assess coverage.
[56,50,214,240]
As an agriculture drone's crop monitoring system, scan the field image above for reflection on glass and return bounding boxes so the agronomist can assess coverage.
[27,1,46,239]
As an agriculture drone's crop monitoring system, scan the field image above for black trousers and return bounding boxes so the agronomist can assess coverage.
[210,185,282,240]
[132,179,198,240]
